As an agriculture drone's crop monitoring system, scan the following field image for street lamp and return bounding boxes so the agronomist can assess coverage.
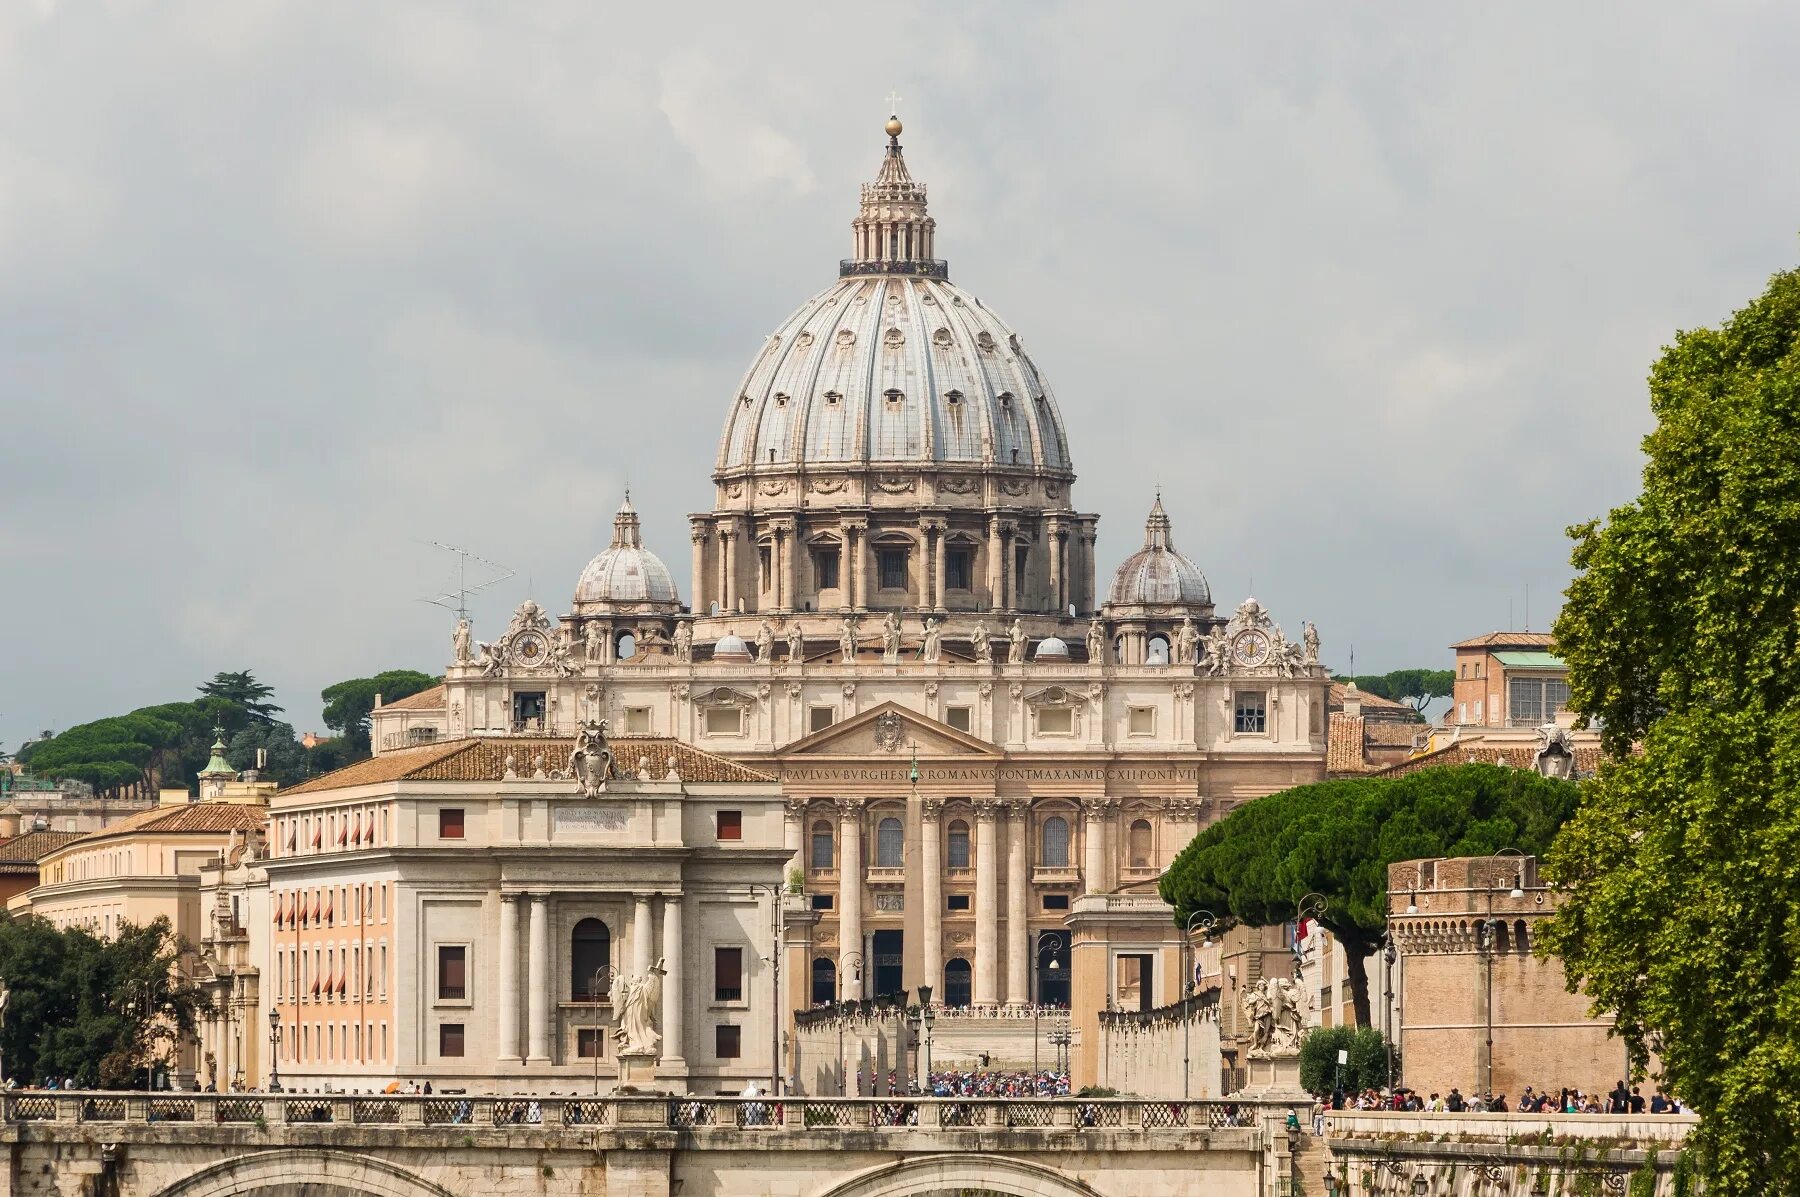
[589,965,612,1096]
[749,883,786,1096]
[1032,933,1066,1091]
[1181,911,1218,1101]
[1412,1175,1429,1196]
[266,1009,283,1093]
[1480,848,1526,1096]
[913,983,934,1092]
[835,951,864,1096]
[1381,934,1399,1096]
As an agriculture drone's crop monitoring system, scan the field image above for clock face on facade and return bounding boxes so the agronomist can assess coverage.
[513,631,550,667]
[1232,630,1271,667]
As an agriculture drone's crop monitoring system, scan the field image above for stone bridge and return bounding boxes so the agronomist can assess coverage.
[0,1093,1315,1197]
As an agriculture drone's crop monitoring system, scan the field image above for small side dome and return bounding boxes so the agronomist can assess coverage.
[1034,636,1070,661]
[712,632,752,663]
[574,495,681,613]
[1107,495,1212,609]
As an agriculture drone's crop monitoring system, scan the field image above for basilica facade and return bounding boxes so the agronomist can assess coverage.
[309,116,1331,1092]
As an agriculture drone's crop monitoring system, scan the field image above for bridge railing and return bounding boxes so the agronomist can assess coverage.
[0,1092,1280,1135]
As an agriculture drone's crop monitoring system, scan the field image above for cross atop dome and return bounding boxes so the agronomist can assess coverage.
[844,113,943,279]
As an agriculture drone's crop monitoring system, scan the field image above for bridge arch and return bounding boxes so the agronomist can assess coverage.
[149,1148,455,1197]
[813,1153,1107,1197]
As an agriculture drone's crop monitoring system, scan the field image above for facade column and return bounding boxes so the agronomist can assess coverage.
[974,800,1000,1007]
[1083,799,1109,896]
[634,894,654,976]
[838,798,865,999]
[920,799,944,998]
[497,894,521,1063]
[722,527,738,613]
[526,895,551,1063]
[1005,799,1030,1005]
[690,523,710,617]
[783,799,806,879]
[660,896,685,1068]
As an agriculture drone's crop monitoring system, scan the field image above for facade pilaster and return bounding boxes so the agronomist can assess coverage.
[526,894,551,1063]
[837,797,866,999]
[1004,797,1031,1005]
[973,799,1000,1007]
[497,893,521,1063]
[920,798,944,998]
[660,896,685,1069]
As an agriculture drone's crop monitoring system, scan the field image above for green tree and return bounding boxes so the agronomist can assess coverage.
[1299,1025,1397,1097]
[1160,763,1578,1024]
[196,671,282,726]
[1542,267,1800,1196]
[1335,670,1451,714]
[225,722,307,788]
[320,670,440,758]
[0,917,208,1088]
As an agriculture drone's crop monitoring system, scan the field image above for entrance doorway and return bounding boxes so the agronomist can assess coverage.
[943,958,972,1007]
[872,929,904,999]
[1035,931,1071,1007]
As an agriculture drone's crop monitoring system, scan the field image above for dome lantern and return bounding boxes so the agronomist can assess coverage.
[573,494,682,615]
[1106,494,1212,611]
[845,115,942,280]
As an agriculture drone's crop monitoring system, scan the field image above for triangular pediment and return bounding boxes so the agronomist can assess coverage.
[784,701,1001,758]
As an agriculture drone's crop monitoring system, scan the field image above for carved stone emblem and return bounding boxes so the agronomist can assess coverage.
[876,474,917,494]
[873,711,904,753]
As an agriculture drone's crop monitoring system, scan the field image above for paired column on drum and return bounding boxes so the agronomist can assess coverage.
[973,800,1000,1006]
[920,798,944,997]
[837,797,866,999]
[1004,798,1031,1006]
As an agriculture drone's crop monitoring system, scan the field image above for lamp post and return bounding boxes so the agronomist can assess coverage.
[1480,849,1526,1097]
[123,979,156,1090]
[1181,911,1217,1100]
[913,983,934,1092]
[1032,933,1066,1091]
[0,974,9,1092]
[749,883,786,1096]
[266,1009,283,1092]
[835,950,864,1096]
[590,965,612,1096]
[1381,934,1398,1096]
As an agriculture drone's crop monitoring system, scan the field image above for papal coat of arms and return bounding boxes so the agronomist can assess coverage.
[873,710,904,753]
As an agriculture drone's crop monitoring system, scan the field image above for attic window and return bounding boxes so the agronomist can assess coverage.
[945,390,963,406]
[884,390,904,410]
[774,393,789,407]
[824,391,841,407]
[998,392,1013,409]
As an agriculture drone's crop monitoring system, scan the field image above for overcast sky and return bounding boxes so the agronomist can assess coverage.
[3,2,1797,746]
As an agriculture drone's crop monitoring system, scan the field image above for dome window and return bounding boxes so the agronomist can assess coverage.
[945,390,963,406]
[836,329,856,347]
[976,331,996,352]
[884,389,905,410]
[883,327,905,348]
[932,328,954,347]
[774,392,789,408]
[998,392,1012,409]
[824,391,841,407]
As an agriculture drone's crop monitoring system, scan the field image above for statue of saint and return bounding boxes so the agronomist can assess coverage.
[1175,617,1200,666]
[921,617,942,664]
[584,620,607,663]
[839,614,859,661]
[672,620,693,663]
[1086,618,1106,665]
[786,621,805,663]
[613,959,666,1057]
[1007,619,1027,664]
[452,617,473,665]
[971,622,993,664]
[755,620,775,665]
[1302,621,1320,666]
[881,612,903,663]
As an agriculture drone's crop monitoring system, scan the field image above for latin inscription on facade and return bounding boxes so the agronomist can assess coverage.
[553,806,630,834]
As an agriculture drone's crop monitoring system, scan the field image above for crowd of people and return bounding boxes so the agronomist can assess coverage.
[1331,1082,1685,1114]
[926,1070,1071,1098]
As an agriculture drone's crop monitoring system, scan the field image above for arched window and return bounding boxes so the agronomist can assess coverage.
[876,817,904,868]
[571,918,612,1001]
[944,958,973,1008]
[811,957,837,1007]
[1513,919,1529,953]
[1041,816,1070,868]
[1129,819,1153,868]
[1147,635,1171,665]
[810,821,834,870]
[616,632,636,660]
[947,820,971,869]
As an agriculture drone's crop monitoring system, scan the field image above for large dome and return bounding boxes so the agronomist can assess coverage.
[717,276,1070,474]
[1108,496,1212,609]
[573,496,680,612]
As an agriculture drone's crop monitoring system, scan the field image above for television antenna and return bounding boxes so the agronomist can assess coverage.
[417,541,515,620]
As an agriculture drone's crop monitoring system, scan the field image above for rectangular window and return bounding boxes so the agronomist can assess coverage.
[1233,691,1267,734]
[759,544,773,591]
[437,946,466,1001]
[808,707,836,734]
[715,1025,741,1059]
[705,706,744,736]
[438,808,465,839]
[714,947,743,1002]
[1037,707,1074,735]
[716,810,743,841]
[878,548,907,590]
[945,706,972,733]
[814,547,840,591]
[577,1028,605,1059]
[512,691,545,727]
[1128,706,1155,736]
[439,1023,465,1057]
[946,547,973,591]
[1041,894,1070,911]
[1014,545,1028,597]
[946,894,971,912]
[624,706,652,734]
[810,893,834,911]
[1545,678,1571,717]
[1508,678,1542,725]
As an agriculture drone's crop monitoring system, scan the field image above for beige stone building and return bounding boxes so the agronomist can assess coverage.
[1388,853,1628,1100]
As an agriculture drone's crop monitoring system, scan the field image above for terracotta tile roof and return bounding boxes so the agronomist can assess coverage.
[1363,720,1427,748]
[1373,741,1603,778]
[58,802,269,850]
[0,830,84,873]
[1326,714,1367,774]
[1449,631,1557,650]
[285,736,775,796]
[379,684,446,712]
[1326,682,1417,717]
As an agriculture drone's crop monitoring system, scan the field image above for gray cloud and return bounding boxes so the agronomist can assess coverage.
[3,1,1797,744]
